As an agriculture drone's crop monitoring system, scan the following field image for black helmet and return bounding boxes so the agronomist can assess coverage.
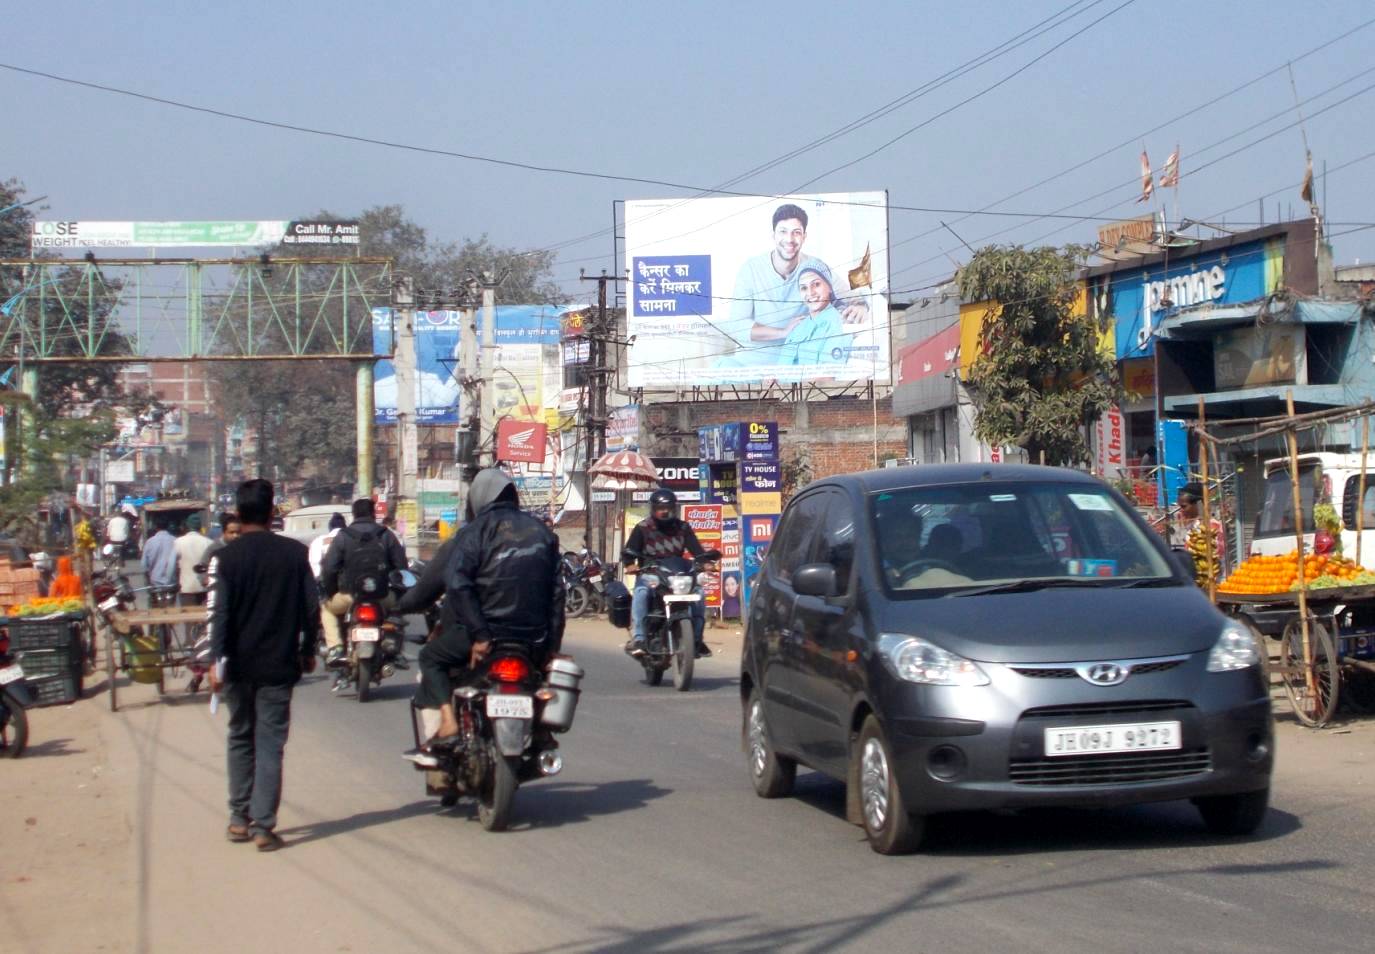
[649,488,678,528]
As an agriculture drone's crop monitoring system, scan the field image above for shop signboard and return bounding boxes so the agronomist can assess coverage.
[1093,405,1125,481]
[624,191,890,387]
[720,516,742,619]
[1214,325,1307,390]
[631,458,702,503]
[896,322,960,384]
[497,419,548,464]
[1107,237,1284,360]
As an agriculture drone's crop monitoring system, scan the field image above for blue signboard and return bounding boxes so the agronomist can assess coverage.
[631,255,712,318]
[372,305,565,425]
[697,420,780,463]
[1107,238,1281,361]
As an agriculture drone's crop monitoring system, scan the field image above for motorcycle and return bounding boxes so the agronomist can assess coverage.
[332,567,409,702]
[411,639,584,831]
[562,550,603,619]
[624,550,720,691]
[0,626,33,758]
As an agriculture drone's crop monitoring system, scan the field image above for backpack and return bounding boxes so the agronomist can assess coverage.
[341,524,391,593]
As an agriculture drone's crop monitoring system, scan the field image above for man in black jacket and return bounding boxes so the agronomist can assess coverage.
[318,497,408,668]
[207,478,319,852]
[406,469,563,760]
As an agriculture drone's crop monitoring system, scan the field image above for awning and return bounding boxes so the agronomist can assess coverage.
[1163,383,1350,416]
[1157,296,1361,339]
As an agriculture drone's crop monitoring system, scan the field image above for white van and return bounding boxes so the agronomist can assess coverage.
[1249,452,1375,567]
[280,504,349,546]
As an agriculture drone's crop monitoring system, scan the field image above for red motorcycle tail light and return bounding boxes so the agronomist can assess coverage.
[0,629,9,655]
[490,656,530,683]
[354,603,382,624]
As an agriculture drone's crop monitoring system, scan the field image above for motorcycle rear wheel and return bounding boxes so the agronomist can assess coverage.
[673,619,695,692]
[356,656,375,703]
[566,585,590,618]
[1,690,29,758]
[478,745,519,831]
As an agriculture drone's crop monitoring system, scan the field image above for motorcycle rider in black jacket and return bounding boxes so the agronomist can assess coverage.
[405,468,564,763]
[319,498,408,668]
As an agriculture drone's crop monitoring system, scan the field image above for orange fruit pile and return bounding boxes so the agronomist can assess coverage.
[1218,551,1363,595]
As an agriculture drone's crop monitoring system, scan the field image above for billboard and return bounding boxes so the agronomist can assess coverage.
[30,220,359,249]
[372,306,565,425]
[624,191,890,387]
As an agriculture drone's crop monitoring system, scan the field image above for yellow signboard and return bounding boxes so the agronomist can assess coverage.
[958,282,1106,381]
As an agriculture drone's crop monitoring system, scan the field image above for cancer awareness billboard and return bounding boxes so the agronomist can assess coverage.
[623,191,890,388]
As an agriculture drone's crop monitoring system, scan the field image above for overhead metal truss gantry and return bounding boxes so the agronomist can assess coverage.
[0,256,394,361]
[0,256,398,496]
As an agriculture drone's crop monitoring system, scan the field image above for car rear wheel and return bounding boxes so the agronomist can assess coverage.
[856,716,924,854]
[745,689,795,798]
[1194,787,1269,836]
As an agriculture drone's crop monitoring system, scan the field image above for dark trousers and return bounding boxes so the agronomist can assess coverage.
[225,681,292,833]
[415,628,473,710]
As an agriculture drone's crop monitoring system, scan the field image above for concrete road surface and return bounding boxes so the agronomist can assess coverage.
[5,617,1375,954]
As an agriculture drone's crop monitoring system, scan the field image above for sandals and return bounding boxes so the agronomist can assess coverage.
[226,824,251,843]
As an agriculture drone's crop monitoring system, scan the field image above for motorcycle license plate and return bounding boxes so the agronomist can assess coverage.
[352,627,381,642]
[99,596,121,612]
[486,694,533,719]
[0,664,24,685]
[588,574,602,584]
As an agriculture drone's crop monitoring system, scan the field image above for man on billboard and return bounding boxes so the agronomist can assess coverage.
[719,204,867,369]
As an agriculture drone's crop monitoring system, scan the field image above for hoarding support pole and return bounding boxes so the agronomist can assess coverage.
[478,273,501,470]
[1358,417,1369,568]
[355,362,374,497]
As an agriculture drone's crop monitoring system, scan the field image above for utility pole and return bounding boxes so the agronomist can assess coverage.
[393,274,419,558]
[578,269,627,560]
[478,273,498,468]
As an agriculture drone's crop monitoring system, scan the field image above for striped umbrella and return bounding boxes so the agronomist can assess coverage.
[588,449,659,490]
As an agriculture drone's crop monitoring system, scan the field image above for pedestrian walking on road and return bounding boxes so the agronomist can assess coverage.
[207,478,320,852]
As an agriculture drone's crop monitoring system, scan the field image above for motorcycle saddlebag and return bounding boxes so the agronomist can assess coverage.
[605,580,632,630]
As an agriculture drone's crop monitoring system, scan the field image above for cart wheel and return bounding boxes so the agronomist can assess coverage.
[1279,618,1340,727]
[156,626,167,695]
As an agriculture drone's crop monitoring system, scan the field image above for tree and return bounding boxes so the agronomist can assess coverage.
[959,245,1122,466]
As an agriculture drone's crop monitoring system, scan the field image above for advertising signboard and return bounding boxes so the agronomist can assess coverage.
[30,220,360,249]
[684,504,723,608]
[624,192,890,387]
[372,306,565,426]
[630,458,702,503]
[742,515,777,612]
[698,421,779,463]
[720,516,742,619]
[1213,325,1307,390]
[497,419,549,464]
[1093,405,1125,481]
[606,404,640,453]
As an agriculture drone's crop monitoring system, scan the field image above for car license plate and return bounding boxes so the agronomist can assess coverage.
[351,627,380,642]
[486,694,533,719]
[1044,721,1181,757]
[0,664,25,685]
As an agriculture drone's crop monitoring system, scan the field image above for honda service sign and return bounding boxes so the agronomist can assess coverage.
[497,419,548,464]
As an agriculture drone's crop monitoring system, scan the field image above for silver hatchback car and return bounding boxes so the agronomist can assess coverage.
[741,464,1272,854]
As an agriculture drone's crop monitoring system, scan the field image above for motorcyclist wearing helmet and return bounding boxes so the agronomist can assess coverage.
[621,488,711,659]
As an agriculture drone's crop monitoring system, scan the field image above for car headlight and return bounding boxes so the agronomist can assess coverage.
[1206,625,1262,672]
[878,634,989,687]
[669,574,694,595]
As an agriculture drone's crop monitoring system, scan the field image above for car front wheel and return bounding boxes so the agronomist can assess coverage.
[856,716,924,854]
[1194,787,1269,836]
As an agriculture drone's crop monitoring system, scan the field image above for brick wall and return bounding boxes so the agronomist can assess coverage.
[640,396,908,481]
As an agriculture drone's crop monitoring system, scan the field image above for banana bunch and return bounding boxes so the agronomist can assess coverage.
[74,519,98,552]
[1186,525,1218,589]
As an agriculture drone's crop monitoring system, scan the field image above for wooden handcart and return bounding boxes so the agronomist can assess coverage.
[1217,587,1375,727]
[104,605,210,712]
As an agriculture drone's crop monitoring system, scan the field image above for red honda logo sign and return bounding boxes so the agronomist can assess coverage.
[496,419,547,464]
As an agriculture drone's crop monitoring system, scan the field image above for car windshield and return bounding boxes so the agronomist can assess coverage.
[870,481,1173,594]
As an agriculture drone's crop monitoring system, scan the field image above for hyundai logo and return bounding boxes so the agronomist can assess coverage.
[1079,663,1128,686]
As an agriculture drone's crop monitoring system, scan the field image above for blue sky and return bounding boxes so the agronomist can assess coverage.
[4,0,1373,303]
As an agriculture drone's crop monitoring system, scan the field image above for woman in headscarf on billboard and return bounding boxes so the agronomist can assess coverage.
[780,261,850,371]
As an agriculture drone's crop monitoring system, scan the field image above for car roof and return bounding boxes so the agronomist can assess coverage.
[808,463,1106,497]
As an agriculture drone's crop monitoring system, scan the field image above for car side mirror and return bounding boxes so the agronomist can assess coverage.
[794,563,838,598]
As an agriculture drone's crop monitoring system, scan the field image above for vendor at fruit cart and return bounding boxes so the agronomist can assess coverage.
[1155,482,1226,567]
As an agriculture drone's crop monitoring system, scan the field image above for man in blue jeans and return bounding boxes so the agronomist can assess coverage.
[207,478,319,851]
[622,489,711,659]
